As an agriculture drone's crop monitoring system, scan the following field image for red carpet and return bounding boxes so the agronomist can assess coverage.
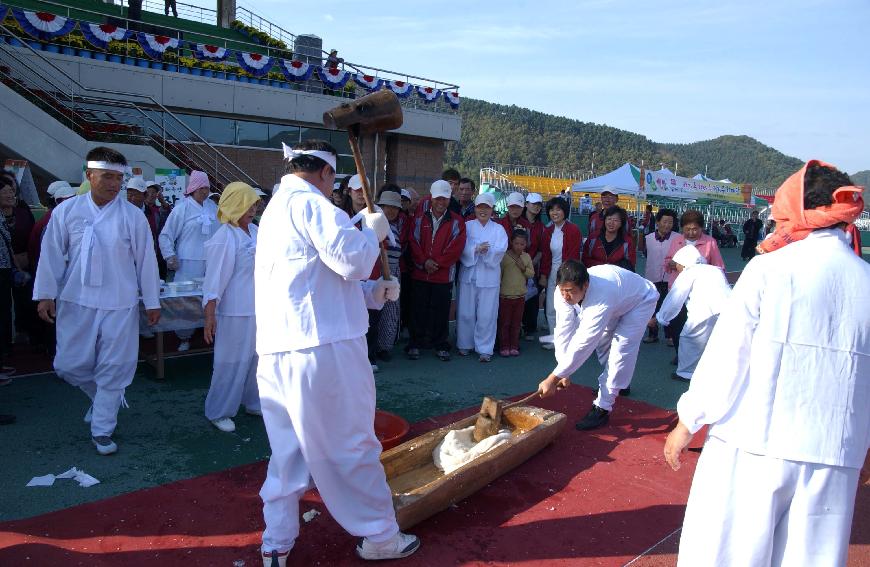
[0,385,864,566]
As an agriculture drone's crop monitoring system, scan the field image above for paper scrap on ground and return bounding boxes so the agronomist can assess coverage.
[302,509,321,523]
[433,425,512,474]
[26,467,100,488]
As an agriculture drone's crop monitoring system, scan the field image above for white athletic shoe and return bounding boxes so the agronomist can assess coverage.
[178,340,191,352]
[356,532,421,560]
[539,334,555,350]
[83,406,93,424]
[211,417,235,432]
[261,549,289,567]
[92,436,117,455]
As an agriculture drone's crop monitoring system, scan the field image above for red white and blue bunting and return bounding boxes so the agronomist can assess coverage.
[190,42,229,62]
[81,22,130,50]
[387,80,413,98]
[13,8,76,40]
[416,85,440,103]
[353,73,383,91]
[444,91,460,109]
[236,51,273,76]
[279,59,313,82]
[137,32,178,59]
[317,66,349,89]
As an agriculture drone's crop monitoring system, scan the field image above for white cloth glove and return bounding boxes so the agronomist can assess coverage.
[166,255,179,271]
[361,211,390,242]
[373,278,400,303]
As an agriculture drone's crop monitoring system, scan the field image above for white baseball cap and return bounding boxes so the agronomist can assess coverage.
[48,181,77,200]
[400,188,411,200]
[474,192,495,208]
[348,174,365,190]
[526,192,543,204]
[506,192,525,208]
[430,179,452,199]
[125,177,148,193]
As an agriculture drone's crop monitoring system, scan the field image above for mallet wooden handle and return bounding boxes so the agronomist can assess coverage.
[347,128,391,281]
[502,391,541,410]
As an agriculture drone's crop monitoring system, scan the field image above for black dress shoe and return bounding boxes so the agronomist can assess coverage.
[436,350,451,362]
[407,348,420,360]
[619,387,631,396]
[671,373,690,383]
[575,405,610,430]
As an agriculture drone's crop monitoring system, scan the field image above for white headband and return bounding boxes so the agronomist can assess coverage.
[281,143,337,171]
[86,161,127,174]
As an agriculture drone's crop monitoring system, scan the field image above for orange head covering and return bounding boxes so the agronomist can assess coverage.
[758,160,864,254]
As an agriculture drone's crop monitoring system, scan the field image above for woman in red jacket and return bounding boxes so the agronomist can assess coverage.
[581,206,637,271]
[521,193,546,340]
[538,197,582,345]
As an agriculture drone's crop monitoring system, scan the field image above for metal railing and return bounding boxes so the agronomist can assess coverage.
[235,4,295,49]
[113,0,218,23]
[0,22,257,188]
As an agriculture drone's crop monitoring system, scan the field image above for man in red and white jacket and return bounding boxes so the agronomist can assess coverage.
[407,180,466,361]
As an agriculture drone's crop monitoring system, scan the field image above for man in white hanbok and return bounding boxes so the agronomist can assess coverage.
[665,161,869,567]
[456,192,508,362]
[158,170,218,351]
[255,140,418,567]
[538,261,657,430]
[34,147,160,455]
[202,182,261,433]
[655,245,730,382]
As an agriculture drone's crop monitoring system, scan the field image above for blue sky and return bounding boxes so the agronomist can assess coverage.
[195,0,869,174]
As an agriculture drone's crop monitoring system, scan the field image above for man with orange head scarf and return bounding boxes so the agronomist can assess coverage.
[664,161,868,566]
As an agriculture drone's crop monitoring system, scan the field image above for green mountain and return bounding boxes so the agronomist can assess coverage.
[850,170,870,187]
[445,98,805,189]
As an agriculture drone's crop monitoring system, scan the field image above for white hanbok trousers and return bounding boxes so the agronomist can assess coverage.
[257,337,398,554]
[592,295,657,411]
[54,300,138,437]
[174,259,206,340]
[675,314,718,380]
[678,436,859,567]
[204,315,259,421]
[456,283,500,355]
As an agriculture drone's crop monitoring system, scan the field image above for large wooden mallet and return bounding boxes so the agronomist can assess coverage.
[323,90,404,280]
[472,391,541,442]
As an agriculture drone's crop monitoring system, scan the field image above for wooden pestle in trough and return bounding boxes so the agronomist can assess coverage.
[472,391,540,442]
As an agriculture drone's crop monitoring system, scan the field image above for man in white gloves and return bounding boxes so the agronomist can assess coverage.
[255,140,419,567]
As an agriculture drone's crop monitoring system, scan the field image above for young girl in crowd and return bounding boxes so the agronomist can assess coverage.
[498,229,535,357]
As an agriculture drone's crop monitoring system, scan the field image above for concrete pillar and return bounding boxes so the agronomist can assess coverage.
[218,0,236,28]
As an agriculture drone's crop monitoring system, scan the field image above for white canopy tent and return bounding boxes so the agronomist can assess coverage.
[571,163,639,195]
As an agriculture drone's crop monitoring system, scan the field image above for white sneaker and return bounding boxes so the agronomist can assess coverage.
[92,435,117,455]
[356,532,420,560]
[371,363,380,373]
[84,406,93,424]
[539,334,555,350]
[211,417,235,432]
[178,340,191,352]
[540,342,555,351]
[261,549,289,567]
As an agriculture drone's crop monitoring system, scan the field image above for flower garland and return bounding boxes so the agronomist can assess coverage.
[190,42,229,62]
[317,66,349,89]
[235,51,273,76]
[353,73,383,91]
[81,22,130,50]
[137,32,179,60]
[12,8,76,40]
[387,80,413,98]
[279,59,313,82]
[416,85,441,103]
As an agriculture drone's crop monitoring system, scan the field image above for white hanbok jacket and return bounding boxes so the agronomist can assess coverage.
[33,193,160,310]
[255,174,380,355]
[656,264,731,328]
[158,196,218,263]
[677,229,870,469]
[459,219,508,287]
[203,224,257,316]
[553,265,657,377]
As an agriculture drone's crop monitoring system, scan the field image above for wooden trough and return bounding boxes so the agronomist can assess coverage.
[381,404,567,529]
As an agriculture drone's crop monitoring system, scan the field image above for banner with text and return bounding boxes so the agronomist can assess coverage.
[644,170,752,205]
[153,168,187,206]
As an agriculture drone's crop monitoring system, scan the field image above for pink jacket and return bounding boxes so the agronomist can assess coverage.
[664,233,725,288]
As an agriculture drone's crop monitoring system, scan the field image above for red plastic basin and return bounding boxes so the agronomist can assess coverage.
[374,410,410,451]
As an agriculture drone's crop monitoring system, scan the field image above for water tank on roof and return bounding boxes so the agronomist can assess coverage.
[295,34,323,66]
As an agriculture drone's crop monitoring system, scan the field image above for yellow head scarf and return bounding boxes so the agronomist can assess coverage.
[217,182,259,226]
